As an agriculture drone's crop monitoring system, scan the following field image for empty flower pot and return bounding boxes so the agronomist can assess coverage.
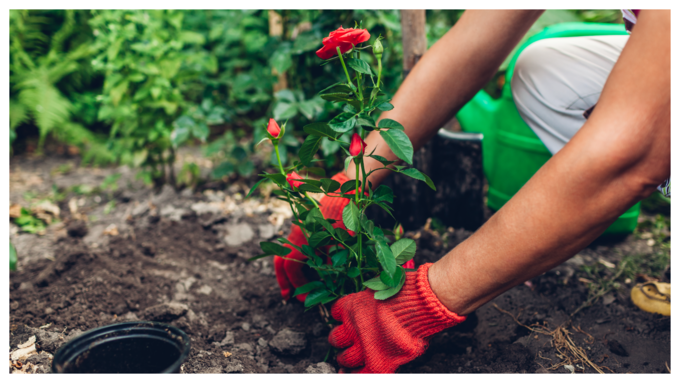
[52,321,190,373]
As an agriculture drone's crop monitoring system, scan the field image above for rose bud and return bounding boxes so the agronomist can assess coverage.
[286,172,304,189]
[373,38,384,56]
[316,26,370,60]
[267,118,281,138]
[349,133,367,156]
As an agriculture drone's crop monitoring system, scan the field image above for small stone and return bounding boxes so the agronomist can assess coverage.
[258,338,268,348]
[19,282,33,290]
[224,223,255,248]
[269,328,307,356]
[191,202,223,216]
[44,308,54,315]
[305,362,336,374]
[220,331,235,346]
[143,302,188,322]
[160,205,189,222]
[132,202,150,217]
[241,322,251,331]
[225,360,244,373]
[197,285,212,295]
[258,224,276,239]
[235,343,254,354]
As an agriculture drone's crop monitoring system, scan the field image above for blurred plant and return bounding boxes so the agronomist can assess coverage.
[10,242,18,271]
[12,207,48,234]
[90,10,216,186]
[9,10,113,163]
[204,131,256,180]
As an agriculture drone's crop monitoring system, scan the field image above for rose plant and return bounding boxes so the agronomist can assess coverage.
[248,25,435,311]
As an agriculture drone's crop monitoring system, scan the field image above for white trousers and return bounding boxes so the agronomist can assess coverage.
[511,35,670,197]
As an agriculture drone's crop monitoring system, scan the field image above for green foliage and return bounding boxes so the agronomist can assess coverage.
[9,10,113,164]
[12,207,48,234]
[10,242,18,271]
[89,10,215,185]
[248,29,436,309]
[10,9,624,186]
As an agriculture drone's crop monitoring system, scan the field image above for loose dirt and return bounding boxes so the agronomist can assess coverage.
[9,154,670,373]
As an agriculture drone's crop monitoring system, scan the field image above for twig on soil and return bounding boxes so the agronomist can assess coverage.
[492,303,605,374]
[570,260,627,317]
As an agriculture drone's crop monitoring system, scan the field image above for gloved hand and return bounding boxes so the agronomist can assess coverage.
[328,263,465,373]
[274,172,351,302]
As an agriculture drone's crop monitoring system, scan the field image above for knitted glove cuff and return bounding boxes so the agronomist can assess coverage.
[392,263,466,339]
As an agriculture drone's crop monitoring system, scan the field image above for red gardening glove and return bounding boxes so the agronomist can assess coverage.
[328,263,465,373]
[274,172,351,302]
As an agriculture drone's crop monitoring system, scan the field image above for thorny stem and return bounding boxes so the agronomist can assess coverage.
[355,159,364,290]
[336,47,361,101]
[274,144,285,176]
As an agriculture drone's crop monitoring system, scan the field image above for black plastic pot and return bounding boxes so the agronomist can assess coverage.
[52,321,190,373]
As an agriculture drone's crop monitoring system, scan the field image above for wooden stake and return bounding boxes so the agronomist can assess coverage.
[400,10,427,77]
[269,10,288,92]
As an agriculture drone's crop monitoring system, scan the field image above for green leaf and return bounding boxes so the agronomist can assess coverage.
[374,270,406,300]
[378,118,404,130]
[10,242,17,271]
[400,168,436,191]
[263,173,287,187]
[303,122,338,139]
[342,202,360,232]
[373,185,394,203]
[380,266,404,288]
[328,112,356,133]
[308,231,331,249]
[331,250,348,267]
[375,240,397,278]
[299,135,323,166]
[298,183,324,193]
[363,276,390,291]
[211,161,235,179]
[246,178,266,198]
[377,102,394,111]
[380,129,413,165]
[346,58,372,75]
[318,82,352,95]
[360,214,374,236]
[340,180,356,194]
[304,289,333,308]
[368,154,396,166]
[320,178,341,193]
[305,208,325,232]
[347,267,361,278]
[391,238,416,265]
[270,45,293,73]
[260,242,292,256]
[294,281,325,297]
[320,93,354,103]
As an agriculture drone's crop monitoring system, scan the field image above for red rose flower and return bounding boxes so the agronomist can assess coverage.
[267,118,281,138]
[286,172,304,189]
[316,26,370,60]
[349,133,367,156]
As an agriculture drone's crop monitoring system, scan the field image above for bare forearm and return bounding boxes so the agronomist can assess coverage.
[347,10,544,184]
[428,10,670,316]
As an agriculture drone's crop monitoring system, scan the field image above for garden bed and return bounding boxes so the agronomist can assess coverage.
[9,154,670,374]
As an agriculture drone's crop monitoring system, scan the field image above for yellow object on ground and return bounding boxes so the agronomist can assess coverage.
[631,282,670,316]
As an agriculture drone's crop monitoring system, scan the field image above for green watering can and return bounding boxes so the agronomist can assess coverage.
[456,22,639,235]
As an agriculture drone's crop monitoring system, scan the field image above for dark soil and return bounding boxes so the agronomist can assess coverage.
[9,154,671,374]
